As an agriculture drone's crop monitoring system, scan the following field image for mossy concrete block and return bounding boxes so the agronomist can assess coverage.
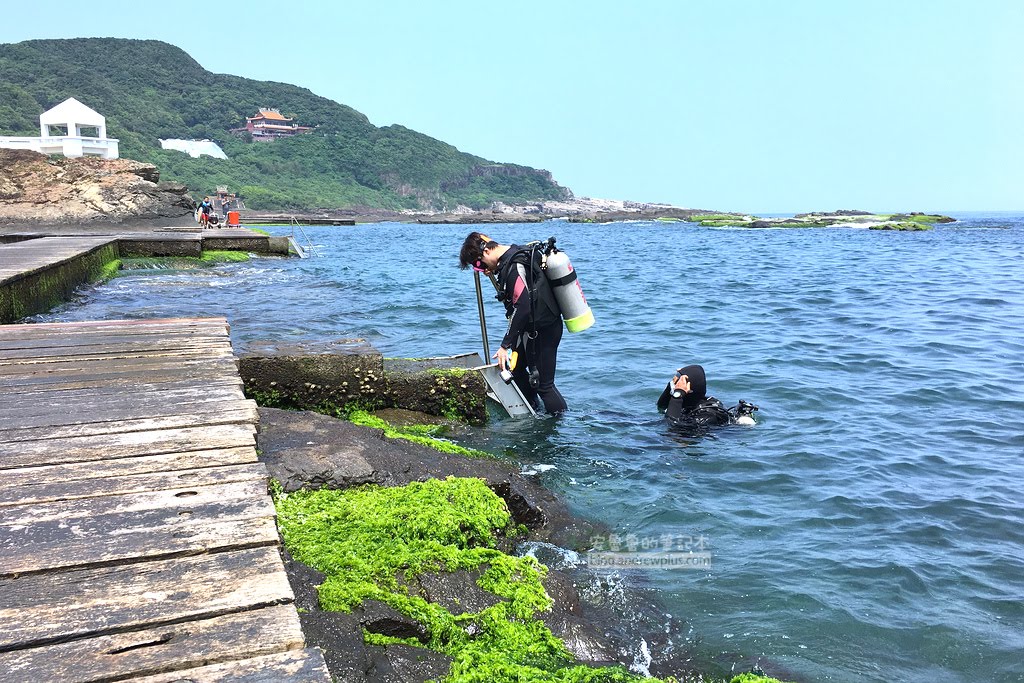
[118,237,202,257]
[241,338,385,412]
[267,236,290,254]
[241,341,488,422]
[203,235,271,253]
[0,242,118,322]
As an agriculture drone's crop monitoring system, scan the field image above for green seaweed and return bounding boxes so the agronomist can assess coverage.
[869,221,932,231]
[199,250,251,263]
[274,478,662,682]
[347,409,493,458]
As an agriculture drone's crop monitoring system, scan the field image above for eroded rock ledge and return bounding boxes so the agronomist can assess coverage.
[0,149,194,225]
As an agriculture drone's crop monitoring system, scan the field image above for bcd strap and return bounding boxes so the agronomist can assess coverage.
[548,270,577,288]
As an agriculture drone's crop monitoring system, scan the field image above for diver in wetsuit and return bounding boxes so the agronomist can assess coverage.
[460,232,567,415]
[657,364,757,429]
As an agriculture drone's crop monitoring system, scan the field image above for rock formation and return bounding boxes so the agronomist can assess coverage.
[0,149,195,225]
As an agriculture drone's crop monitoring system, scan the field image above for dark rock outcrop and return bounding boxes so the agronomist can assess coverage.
[256,406,593,546]
[0,149,195,225]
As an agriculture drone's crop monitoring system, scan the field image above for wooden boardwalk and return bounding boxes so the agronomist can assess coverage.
[0,236,117,283]
[0,318,330,682]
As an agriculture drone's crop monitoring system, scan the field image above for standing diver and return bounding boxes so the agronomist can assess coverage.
[459,232,567,415]
[658,364,758,429]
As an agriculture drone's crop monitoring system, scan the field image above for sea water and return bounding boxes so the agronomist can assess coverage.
[36,213,1024,682]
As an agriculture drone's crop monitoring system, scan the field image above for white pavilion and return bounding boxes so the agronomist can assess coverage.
[0,97,119,159]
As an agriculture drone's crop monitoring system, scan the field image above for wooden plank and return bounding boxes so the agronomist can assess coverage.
[0,353,239,378]
[0,338,232,357]
[0,383,246,415]
[0,363,241,389]
[0,373,244,397]
[0,546,294,650]
[0,478,268,527]
[0,513,279,576]
[0,401,258,438]
[125,648,331,683]
[0,318,228,338]
[0,348,233,368]
[0,446,258,487]
[0,462,268,507]
[0,605,306,683]
[0,388,250,427]
[0,423,256,469]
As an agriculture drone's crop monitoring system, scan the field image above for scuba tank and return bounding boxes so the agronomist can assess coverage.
[542,237,594,333]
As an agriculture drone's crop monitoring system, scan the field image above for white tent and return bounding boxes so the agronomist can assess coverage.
[39,97,108,139]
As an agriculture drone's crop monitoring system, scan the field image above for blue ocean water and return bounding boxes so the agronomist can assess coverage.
[36,213,1024,682]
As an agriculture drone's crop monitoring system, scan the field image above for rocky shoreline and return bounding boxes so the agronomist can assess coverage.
[257,406,793,682]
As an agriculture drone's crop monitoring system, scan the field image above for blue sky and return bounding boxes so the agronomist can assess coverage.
[2,0,1021,212]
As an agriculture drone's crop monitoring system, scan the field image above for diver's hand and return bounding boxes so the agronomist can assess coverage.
[494,346,510,370]
[673,374,692,394]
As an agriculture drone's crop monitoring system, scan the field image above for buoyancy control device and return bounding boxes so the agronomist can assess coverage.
[536,236,594,333]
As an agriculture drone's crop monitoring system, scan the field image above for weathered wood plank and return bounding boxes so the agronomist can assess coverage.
[0,423,256,469]
[0,390,251,428]
[0,353,239,378]
[0,513,279,576]
[125,648,331,683]
[0,317,228,337]
[0,546,294,650]
[0,402,258,442]
[0,462,268,507]
[0,479,269,528]
[0,373,244,397]
[0,339,232,359]
[0,364,241,391]
[0,604,305,683]
[0,383,246,415]
[0,447,257,488]
[0,345,236,365]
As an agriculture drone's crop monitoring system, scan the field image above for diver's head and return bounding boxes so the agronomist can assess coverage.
[459,231,499,271]
[672,364,708,409]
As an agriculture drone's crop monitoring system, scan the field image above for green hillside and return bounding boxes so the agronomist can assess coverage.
[0,38,570,211]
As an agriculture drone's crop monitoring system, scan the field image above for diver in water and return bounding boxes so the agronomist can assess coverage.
[657,364,758,429]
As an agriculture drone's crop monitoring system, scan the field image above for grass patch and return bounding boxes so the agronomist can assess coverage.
[274,477,656,682]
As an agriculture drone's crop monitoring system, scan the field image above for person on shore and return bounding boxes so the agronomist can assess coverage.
[657,364,757,429]
[459,231,567,415]
[198,196,214,228]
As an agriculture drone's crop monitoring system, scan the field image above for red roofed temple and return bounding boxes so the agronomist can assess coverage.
[241,108,312,141]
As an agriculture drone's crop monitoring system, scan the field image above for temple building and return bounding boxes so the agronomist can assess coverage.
[239,108,312,141]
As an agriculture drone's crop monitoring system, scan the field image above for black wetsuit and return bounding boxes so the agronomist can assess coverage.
[496,245,567,414]
[657,364,731,429]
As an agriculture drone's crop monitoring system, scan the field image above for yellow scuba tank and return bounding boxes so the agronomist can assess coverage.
[544,247,594,333]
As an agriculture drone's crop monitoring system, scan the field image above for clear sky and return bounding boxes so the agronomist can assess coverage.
[2,0,1021,212]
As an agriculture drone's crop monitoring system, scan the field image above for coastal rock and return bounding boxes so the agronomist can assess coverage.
[413,568,502,615]
[256,407,599,547]
[360,600,431,642]
[0,149,195,225]
[365,644,452,683]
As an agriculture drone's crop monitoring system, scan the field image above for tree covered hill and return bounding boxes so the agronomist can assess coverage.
[0,38,570,211]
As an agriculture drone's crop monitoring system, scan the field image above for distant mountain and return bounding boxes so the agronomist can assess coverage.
[0,38,571,211]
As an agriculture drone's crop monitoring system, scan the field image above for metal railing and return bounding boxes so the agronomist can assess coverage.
[289,217,320,257]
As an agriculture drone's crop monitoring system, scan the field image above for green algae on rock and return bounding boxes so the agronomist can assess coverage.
[869,221,932,231]
[274,477,659,683]
[346,409,494,459]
